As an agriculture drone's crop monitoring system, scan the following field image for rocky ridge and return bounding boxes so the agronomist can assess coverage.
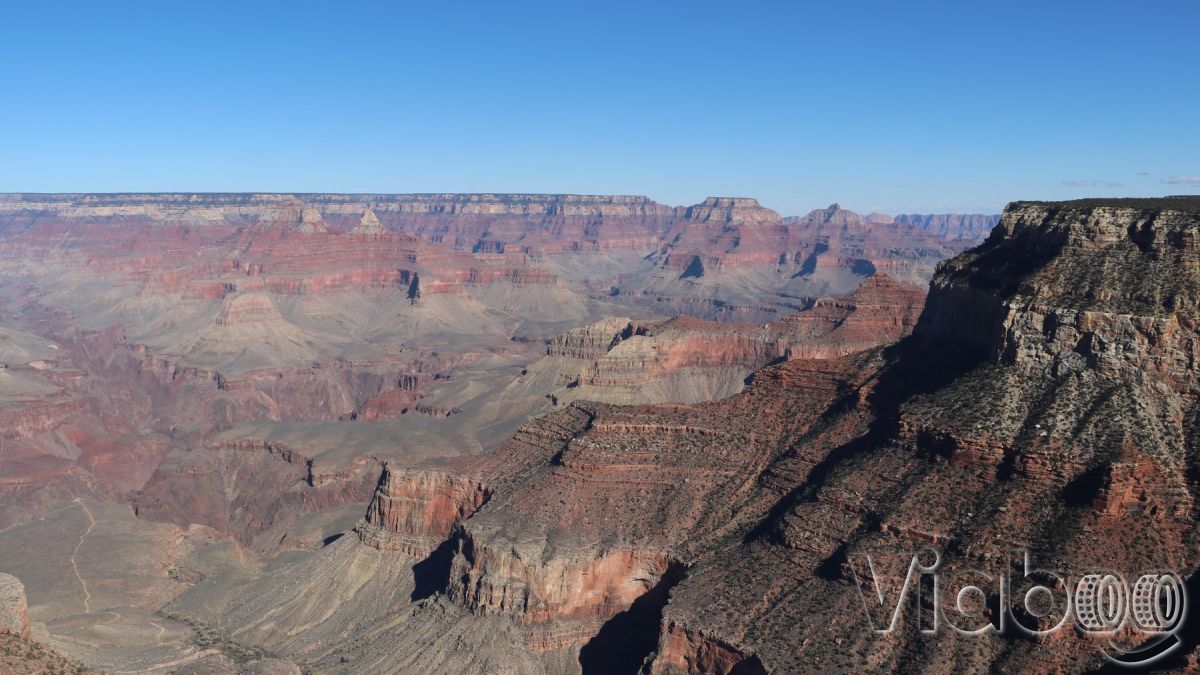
[541,274,925,405]
[0,573,30,640]
[0,192,1002,673]
[0,193,993,324]
[192,197,1200,673]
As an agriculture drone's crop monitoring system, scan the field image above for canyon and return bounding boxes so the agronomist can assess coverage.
[10,193,1190,673]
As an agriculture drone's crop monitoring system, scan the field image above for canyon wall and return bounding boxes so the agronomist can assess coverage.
[0,573,30,640]
[195,197,1200,673]
[0,193,991,326]
[542,273,925,405]
[0,191,1008,672]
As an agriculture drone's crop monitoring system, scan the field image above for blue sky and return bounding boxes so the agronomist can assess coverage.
[1,1,1197,215]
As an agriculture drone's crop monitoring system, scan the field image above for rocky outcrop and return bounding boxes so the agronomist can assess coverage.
[647,198,1200,673]
[681,197,781,226]
[349,208,386,236]
[776,273,925,359]
[544,273,925,405]
[786,202,866,230]
[229,197,1193,673]
[0,631,87,674]
[214,292,284,326]
[297,206,329,234]
[0,193,979,327]
[649,622,763,675]
[133,439,384,552]
[416,354,878,659]
[447,536,673,640]
[614,201,977,321]
[0,573,30,639]
[547,317,644,359]
[919,198,1200,392]
[0,192,1027,673]
[357,466,489,557]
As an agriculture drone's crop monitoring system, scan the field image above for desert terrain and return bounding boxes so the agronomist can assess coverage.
[10,194,1197,672]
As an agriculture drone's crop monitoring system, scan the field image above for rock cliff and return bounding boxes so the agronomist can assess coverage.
[654,197,1200,672]
[196,198,1200,673]
[920,198,1200,392]
[357,465,489,557]
[541,274,925,405]
[0,192,1003,672]
[0,573,30,640]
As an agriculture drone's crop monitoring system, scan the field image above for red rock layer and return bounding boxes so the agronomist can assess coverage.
[429,356,878,653]
[649,622,762,675]
[648,201,980,281]
[357,466,489,557]
[646,199,1200,673]
[287,198,1198,673]
[547,273,924,403]
[0,194,992,302]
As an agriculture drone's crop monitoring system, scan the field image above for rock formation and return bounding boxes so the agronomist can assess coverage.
[297,205,329,234]
[349,208,387,236]
[0,191,1005,672]
[611,200,987,321]
[650,197,1200,672]
[0,193,991,324]
[542,274,925,405]
[0,573,30,639]
[177,197,1200,673]
[357,465,489,557]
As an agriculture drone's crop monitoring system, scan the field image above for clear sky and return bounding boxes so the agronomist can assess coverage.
[2,1,1197,215]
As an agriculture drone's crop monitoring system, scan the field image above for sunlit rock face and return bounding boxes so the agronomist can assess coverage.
[0,573,30,640]
[921,200,1200,392]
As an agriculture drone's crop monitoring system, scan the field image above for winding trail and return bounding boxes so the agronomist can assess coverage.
[108,648,222,674]
[69,499,97,614]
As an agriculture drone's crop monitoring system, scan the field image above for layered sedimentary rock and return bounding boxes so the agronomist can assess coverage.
[612,201,987,322]
[774,273,925,358]
[0,192,1003,672]
[0,573,30,639]
[0,198,545,536]
[652,197,1200,673]
[131,438,385,551]
[357,465,489,557]
[0,192,680,257]
[783,203,978,283]
[546,317,647,360]
[682,197,782,226]
[0,193,576,311]
[543,274,925,404]
[440,358,874,653]
[197,197,1200,674]
[0,193,990,327]
[195,334,889,671]
[349,208,387,236]
[214,292,281,326]
[920,199,1200,391]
